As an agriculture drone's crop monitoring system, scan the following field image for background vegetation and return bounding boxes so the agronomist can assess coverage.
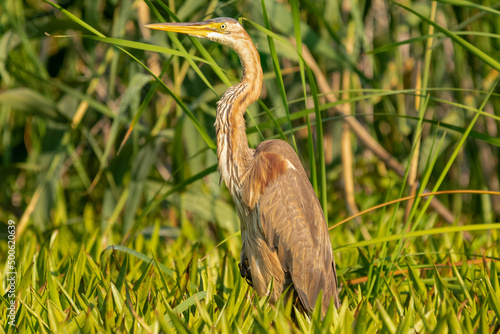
[1,0,500,332]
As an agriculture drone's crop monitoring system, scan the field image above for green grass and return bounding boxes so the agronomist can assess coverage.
[1,0,500,332]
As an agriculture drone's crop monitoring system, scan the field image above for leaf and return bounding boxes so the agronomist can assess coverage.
[163,291,208,327]
[335,224,500,251]
[0,31,21,85]
[377,299,397,334]
[172,291,207,315]
[434,0,500,16]
[353,299,370,333]
[484,276,500,320]
[106,245,175,278]
[46,270,62,311]
[0,88,67,122]
[114,253,128,292]
[46,300,63,332]
[396,296,414,334]
[477,305,489,334]
[110,282,126,315]
[76,35,212,64]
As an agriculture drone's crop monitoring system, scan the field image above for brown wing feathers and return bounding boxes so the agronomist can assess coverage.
[241,150,289,210]
[241,140,339,312]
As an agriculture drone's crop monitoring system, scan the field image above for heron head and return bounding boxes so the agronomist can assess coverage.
[145,17,248,47]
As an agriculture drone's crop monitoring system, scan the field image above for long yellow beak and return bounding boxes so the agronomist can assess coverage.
[145,21,218,37]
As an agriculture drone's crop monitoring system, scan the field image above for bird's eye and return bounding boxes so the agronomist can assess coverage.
[220,23,227,30]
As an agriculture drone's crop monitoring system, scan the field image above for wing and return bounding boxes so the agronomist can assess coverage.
[241,140,339,312]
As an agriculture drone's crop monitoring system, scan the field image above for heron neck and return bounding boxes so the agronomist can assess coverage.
[215,38,263,195]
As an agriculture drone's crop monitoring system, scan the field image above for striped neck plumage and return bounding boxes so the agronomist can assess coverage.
[215,37,263,195]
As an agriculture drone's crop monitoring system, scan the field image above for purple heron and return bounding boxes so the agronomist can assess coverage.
[147,17,340,314]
